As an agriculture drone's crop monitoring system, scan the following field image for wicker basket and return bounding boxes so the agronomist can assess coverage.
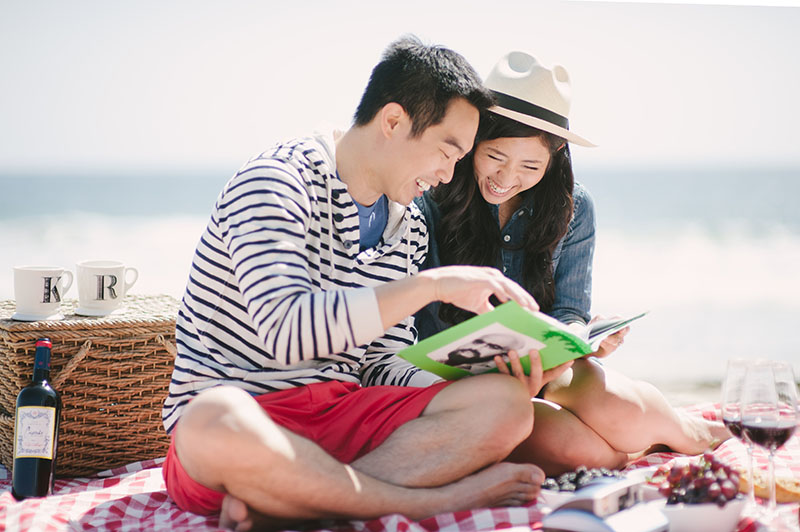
[0,294,179,477]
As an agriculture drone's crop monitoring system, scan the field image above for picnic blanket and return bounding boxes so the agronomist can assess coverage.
[1,403,798,531]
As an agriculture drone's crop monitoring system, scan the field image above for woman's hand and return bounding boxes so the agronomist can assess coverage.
[589,315,630,359]
[494,349,573,399]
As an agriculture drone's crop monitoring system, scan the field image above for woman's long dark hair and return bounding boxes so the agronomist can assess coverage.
[432,112,575,325]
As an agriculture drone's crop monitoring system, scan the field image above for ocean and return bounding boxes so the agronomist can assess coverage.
[2,167,799,401]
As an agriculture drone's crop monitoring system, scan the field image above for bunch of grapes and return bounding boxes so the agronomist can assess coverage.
[542,465,624,492]
[650,451,741,507]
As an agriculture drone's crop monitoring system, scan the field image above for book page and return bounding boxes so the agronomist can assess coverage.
[587,311,648,350]
[400,301,593,380]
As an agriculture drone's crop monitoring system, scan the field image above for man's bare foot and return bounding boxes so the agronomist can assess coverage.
[219,495,339,532]
[439,462,545,513]
[220,495,252,531]
[218,463,544,529]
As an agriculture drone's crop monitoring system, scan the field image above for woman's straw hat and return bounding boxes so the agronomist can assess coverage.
[484,51,595,147]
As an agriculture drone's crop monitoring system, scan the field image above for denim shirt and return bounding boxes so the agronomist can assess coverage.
[413,182,596,340]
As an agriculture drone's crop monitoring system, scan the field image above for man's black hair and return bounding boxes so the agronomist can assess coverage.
[354,35,494,137]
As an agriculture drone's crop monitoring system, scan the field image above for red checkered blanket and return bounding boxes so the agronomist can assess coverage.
[1,403,798,531]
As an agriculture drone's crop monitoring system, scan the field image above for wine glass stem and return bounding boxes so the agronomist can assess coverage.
[747,444,756,506]
[767,449,776,516]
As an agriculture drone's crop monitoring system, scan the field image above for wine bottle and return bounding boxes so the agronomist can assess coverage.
[12,338,61,500]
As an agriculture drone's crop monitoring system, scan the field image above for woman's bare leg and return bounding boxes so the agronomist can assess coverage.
[545,358,730,455]
[507,399,628,476]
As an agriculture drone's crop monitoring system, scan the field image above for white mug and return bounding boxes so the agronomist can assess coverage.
[12,266,74,321]
[75,260,138,316]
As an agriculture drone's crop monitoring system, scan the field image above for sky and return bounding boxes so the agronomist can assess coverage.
[1,1,798,389]
[1,0,799,175]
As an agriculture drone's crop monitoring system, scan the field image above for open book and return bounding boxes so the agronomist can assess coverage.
[398,301,647,380]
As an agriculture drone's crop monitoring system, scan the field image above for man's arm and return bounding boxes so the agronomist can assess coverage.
[218,154,537,367]
[217,159,384,365]
[374,265,539,331]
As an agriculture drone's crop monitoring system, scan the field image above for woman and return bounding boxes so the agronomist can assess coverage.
[414,51,728,474]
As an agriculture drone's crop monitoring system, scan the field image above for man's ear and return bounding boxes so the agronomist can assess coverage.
[379,102,407,139]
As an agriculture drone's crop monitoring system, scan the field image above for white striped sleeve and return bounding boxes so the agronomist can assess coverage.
[360,317,442,387]
[216,165,383,365]
[360,210,439,387]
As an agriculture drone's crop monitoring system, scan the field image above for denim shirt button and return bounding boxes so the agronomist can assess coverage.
[503,235,511,242]
[503,266,507,273]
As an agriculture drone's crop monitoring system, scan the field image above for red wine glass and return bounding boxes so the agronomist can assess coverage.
[721,358,758,512]
[741,360,798,525]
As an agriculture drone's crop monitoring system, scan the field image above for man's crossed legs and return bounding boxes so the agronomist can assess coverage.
[166,373,543,529]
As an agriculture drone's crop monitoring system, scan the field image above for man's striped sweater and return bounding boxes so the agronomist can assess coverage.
[162,132,440,434]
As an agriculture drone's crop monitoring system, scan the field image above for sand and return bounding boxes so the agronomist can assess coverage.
[654,380,722,407]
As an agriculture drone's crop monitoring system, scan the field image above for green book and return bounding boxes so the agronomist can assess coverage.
[398,301,647,380]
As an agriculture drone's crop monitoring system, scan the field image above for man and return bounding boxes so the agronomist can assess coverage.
[162,36,568,530]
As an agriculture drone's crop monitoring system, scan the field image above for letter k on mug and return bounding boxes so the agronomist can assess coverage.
[75,260,138,316]
[12,266,74,321]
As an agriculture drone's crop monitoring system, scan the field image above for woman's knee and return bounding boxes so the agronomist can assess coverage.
[561,358,606,393]
[546,360,643,417]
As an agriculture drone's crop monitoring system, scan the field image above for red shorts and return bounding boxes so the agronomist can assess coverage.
[162,380,450,515]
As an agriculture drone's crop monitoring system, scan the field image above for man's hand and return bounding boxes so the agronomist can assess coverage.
[421,266,538,315]
[374,265,538,332]
[494,349,574,399]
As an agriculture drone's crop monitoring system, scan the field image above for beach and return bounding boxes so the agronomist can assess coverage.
[1,167,799,407]
[648,381,722,407]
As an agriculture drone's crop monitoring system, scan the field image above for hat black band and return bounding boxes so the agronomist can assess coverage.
[490,90,569,130]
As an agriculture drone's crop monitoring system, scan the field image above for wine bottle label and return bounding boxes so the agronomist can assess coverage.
[13,406,57,459]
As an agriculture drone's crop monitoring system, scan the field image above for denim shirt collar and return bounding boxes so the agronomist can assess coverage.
[488,188,536,224]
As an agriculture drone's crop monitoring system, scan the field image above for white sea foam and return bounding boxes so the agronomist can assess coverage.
[0,213,207,301]
[592,223,800,310]
[590,224,800,383]
[1,214,798,385]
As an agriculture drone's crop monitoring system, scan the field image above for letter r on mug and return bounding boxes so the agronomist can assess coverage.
[75,260,137,316]
[95,274,119,300]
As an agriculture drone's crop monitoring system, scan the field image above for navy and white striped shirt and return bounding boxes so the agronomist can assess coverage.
[162,132,439,434]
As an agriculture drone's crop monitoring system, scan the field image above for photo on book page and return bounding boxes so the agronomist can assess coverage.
[427,322,546,375]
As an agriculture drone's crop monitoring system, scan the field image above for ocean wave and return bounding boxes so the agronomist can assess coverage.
[0,213,207,300]
[2,214,797,383]
[3,214,798,306]
[592,223,800,311]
